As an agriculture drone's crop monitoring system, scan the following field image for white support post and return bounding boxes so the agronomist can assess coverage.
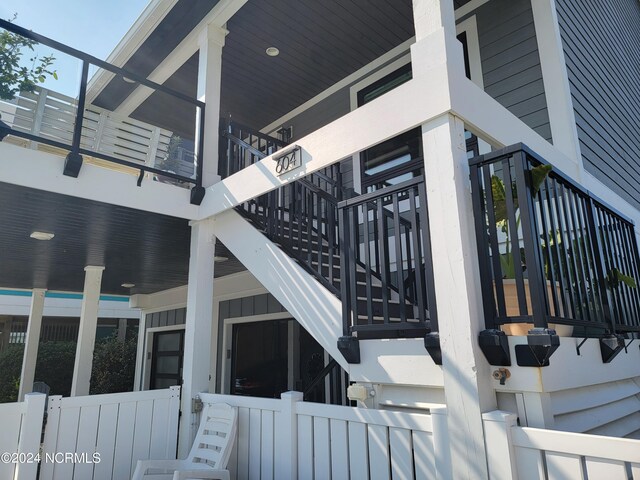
[178,218,216,457]
[18,288,46,401]
[531,0,583,173]
[411,2,494,478]
[70,266,105,397]
[195,24,227,188]
[277,391,304,480]
[421,114,495,480]
[15,393,46,480]
[482,411,519,480]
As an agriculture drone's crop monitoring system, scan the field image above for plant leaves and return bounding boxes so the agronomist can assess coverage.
[531,164,552,195]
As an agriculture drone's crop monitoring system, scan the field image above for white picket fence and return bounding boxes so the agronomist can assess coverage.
[199,392,451,480]
[40,386,180,480]
[484,411,640,480]
[0,393,45,480]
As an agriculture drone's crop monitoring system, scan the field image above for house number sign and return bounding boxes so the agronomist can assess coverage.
[274,145,302,176]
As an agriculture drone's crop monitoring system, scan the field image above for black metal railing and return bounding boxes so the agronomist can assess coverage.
[0,20,205,191]
[219,119,288,178]
[470,144,640,336]
[338,176,437,338]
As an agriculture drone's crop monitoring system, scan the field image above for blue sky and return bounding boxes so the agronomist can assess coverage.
[1,0,150,96]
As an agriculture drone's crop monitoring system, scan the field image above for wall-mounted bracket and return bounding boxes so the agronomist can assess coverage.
[63,151,83,178]
[337,335,360,364]
[575,337,588,356]
[599,334,626,363]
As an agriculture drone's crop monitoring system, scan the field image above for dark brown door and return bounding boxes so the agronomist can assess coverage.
[150,330,184,390]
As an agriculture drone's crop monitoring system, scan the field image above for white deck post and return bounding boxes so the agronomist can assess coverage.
[411,2,495,478]
[482,411,519,480]
[18,288,46,401]
[70,265,104,397]
[277,391,304,480]
[196,23,227,188]
[179,218,216,457]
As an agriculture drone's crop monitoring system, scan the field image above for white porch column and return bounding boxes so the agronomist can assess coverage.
[196,23,227,188]
[411,1,494,478]
[179,218,216,457]
[70,266,104,397]
[18,288,46,400]
[531,0,583,173]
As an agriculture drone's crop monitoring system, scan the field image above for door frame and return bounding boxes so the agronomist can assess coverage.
[142,324,186,391]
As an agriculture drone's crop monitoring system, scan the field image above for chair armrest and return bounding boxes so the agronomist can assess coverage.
[131,459,185,479]
[172,469,230,480]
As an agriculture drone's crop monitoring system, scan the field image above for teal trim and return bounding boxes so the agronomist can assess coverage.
[0,289,129,302]
[0,290,31,297]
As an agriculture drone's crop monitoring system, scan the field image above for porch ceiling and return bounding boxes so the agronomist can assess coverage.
[0,182,245,296]
[92,0,417,133]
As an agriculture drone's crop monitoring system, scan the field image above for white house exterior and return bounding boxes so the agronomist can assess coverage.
[1,0,639,478]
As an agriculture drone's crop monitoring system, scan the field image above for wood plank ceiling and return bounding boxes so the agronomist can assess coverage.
[0,182,244,295]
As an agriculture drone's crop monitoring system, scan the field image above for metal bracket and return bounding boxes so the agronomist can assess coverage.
[575,337,588,356]
[192,396,203,413]
[137,169,144,187]
[624,339,634,354]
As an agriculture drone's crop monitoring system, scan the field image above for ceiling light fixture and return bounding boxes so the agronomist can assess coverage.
[214,256,229,262]
[265,47,280,57]
[30,231,54,241]
[121,283,135,288]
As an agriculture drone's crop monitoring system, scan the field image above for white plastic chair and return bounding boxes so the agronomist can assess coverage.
[132,402,237,480]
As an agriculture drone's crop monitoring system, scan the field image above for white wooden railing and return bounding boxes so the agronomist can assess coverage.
[199,392,451,480]
[0,87,190,171]
[40,386,180,480]
[0,393,45,480]
[484,411,640,480]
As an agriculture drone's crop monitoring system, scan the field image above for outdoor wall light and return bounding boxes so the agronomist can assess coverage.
[265,46,279,57]
[30,231,55,241]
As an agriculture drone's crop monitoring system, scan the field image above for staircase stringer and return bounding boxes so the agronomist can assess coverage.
[213,208,350,372]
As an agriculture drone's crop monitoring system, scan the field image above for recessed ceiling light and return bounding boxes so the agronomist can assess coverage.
[214,256,229,262]
[121,283,135,288]
[122,76,137,84]
[30,231,54,241]
[265,47,279,57]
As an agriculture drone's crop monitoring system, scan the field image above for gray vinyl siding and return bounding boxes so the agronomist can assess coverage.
[471,0,552,142]
[145,307,186,329]
[556,0,640,209]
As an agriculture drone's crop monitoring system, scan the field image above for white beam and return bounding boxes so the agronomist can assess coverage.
[114,0,247,117]
[195,24,227,187]
[71,266,105,397]
[178,218,216,457]
[0,143,198,220]
[18,288,46,400]
[421,114,494,480]
[196,64,452,219]
[530,0,583,172]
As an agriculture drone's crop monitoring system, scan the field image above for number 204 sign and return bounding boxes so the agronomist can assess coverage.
[274,146,302,176]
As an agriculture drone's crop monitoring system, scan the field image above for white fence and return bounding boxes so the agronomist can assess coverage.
[199,392,451,480]
[0,393,45,480]
[484,411,640,480]
[39,386,180,480]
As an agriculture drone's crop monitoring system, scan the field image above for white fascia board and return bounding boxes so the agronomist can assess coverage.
[131,270,264,312]
[0,294,139,318]
[114,0,248,117]
[0,143,198,219]
[86,0,178,104]
[196,65,453,219]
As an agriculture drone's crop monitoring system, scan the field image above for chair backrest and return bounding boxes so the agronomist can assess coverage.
[186,402,237,469]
